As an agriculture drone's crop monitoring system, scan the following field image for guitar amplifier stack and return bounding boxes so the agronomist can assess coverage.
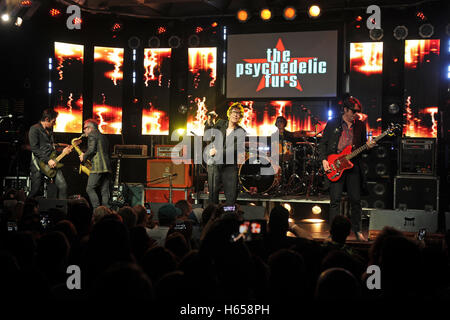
[145,145,193,203]
[394,138,439,211]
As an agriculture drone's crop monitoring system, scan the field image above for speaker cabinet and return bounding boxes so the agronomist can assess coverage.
[399,138,436,175]
[369,209,438,238]
[361,142,396,180]
[147,159,193,188]
[394,175,439,211]
[361,180,393,210]
[145,187,192,203]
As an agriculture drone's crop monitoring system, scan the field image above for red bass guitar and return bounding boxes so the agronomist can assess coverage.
[325,123,400,182]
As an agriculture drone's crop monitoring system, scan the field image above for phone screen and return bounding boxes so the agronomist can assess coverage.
[223,205,236,212]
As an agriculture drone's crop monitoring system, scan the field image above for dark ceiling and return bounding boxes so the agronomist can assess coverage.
[54,0,446,20]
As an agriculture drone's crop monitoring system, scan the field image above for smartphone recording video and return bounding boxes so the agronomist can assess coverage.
[223,205,236,212]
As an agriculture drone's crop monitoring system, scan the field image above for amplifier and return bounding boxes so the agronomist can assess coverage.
[399,138,436,175]
[113,145,148,157]
[154,145,186,159]
[394,175,439,211]
[145,187,192,203]
[2,176,30,195]
[147,159,193,188]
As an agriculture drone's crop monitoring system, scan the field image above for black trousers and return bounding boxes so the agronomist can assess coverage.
[86,172,111,209]
[29,164,67,199]
[207,164,238,205]
[328,164,362,233]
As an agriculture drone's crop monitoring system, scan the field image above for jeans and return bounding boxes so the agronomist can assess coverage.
[86,172,111,209]
[29,164,67,199]
[207,164,238,205]
[328,164,362,233]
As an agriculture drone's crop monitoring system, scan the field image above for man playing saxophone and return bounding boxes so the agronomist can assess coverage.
[79,119,112,208]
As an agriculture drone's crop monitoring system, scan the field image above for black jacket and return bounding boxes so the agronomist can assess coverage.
[29,123,55,164]
[318,117,367,162]
[84,129,111,173]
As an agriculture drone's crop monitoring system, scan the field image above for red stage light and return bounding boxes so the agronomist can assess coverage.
[195,26,203,34]
[112,22,122,32]
[356,15,362,21]
[416,11,426,20]
[49,8,61,17]
[211,22,218,27]
[157,26,166,34]
[21,0,32,7]
[355,25,361,29]
[73,17,82,25]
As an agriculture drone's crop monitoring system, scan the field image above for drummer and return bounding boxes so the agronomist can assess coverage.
[272,116,312,142]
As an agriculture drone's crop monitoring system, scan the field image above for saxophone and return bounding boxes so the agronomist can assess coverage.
[71,134,92,176]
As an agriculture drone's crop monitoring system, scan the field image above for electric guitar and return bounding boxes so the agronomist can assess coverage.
[110,153,127,209]
[38,145,74,178]
[325,123,400,182]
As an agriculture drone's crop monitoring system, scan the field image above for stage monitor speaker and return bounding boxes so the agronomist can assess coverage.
[369,209,438,234]
[399,138,436,175]
[394,175,439,211]
[361,180,393,210]
[239,205,265,220]
[147,159,193,188]
[38,198,68,215]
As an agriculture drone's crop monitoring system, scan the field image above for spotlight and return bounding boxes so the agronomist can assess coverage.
[176,128,186,135]
[111,22,122,32]
[20,0,32,7]
[211,21,218,28]
[15,17,23,27]
[388,103,400,114]
[419,23,434,38]
[260,8,272,21]
[237,9,250,23]
[49,8,61,17]
[393,25,408,40]
[195,26,203,34]
[369,28,384,40]
[282,203,292,213]
[416,11,426,21]
[73,17,82,26]
[188,34,200,47]
[148,36,160,48]
[283,6,296,20]
[307,5,321,18]
[157,26,167,34]
[1,13,10,22]
[168,35,181,48]
[178,105,187,114]
[312,205,322,215]
[355,15,363,22]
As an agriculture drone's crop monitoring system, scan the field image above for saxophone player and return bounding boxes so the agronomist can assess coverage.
[80,119,112,208]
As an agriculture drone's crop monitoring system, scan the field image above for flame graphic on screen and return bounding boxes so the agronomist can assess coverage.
[144,48,171,86]
[54,96,83,133]
[350,42,383,75]
[93,104,122,134]
[54,42,84,80]
[187,97,209,136]
[142,103,169,135]
[403,96,436,138]
[188,48,217,88]
[94,47,124,85]
[405,39,440,68]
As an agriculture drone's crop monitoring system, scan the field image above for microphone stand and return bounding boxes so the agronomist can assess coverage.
[148,173,178,204]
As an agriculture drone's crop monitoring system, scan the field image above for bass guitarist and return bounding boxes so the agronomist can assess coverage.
[79,119,111,209]
[319,95,376,241]
[29,109,71,199]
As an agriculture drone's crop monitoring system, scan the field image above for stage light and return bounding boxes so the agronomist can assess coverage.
[73,17,82,26]
[307,5,321,18]
[416,11,426,21]
[419,23,434,38]
[128,36,140,49]
[282,203,292,213]
[49,8,61,17]
[178,105,187,114]
[356,15,363,22]
[1,13,10,22]
[15,17,23,27]
[195,26,203,34]
[369,28,384,40]
[282,6,296,20]
[312,205,322,215]
[237,9,250,22]
[168,35,181,48]
[211,21,218,28]
[328,110,333,120]
[188,34,200,47]
[176,128,185,135]
[148,36,160,48]
[447,65,450,79]
[21,0,32,7]
[157,26,166,34]
[260,8,272,21]
[393,25,408,40]
[388,103,400,114]
[111,22,122,32]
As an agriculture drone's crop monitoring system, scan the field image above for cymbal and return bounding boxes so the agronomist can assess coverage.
[292,130,316,138]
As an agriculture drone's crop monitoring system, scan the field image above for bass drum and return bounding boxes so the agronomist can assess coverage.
[238,155,280,194]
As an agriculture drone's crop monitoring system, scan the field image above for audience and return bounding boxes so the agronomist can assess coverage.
[2,187,449,303]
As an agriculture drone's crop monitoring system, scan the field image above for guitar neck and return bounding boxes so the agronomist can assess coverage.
[345,131,389,160]
[114,159,121,186]
[55,147,71,163]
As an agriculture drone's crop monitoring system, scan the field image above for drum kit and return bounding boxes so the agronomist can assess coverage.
[238,130,327,197]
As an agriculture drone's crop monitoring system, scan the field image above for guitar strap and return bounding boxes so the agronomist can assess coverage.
[31,153,40,171]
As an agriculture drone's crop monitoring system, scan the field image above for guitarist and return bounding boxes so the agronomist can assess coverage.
[319,96,376,241]
[29,109,71,199]
[79,119,111,209]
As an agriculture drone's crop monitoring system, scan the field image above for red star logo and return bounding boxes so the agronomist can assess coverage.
[242,38,316,92]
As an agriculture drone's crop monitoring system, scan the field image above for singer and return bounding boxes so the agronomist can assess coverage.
[204,102,247,205]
